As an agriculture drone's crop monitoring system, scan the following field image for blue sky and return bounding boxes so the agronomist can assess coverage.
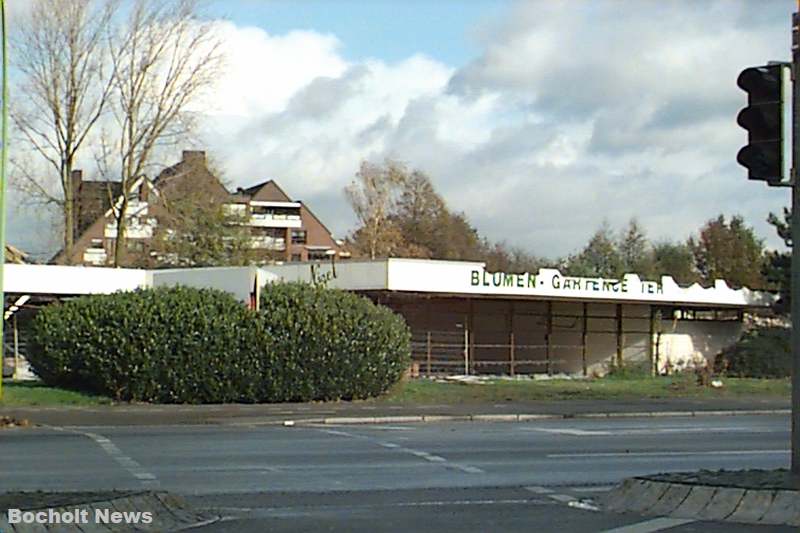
[207,0,509,65]
[7,0,797,262]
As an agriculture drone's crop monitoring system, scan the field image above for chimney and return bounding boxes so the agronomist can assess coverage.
[71,169,83,195]
[182,150,206,166]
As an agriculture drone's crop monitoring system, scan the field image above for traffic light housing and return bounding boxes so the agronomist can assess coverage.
[736,64,790,185]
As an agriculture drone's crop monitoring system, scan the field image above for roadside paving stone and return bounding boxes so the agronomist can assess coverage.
[727,490,774,524]
[670,485,717,519]
[12,520,48,533]
[759,490,800,526]
[153,492,209,526]
[603,478,640,512]
[697,487,745,521]
[625,480,670,513]
[647,483,692,516]
[106,497,151,533]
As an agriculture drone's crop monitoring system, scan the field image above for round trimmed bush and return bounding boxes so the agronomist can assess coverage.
[714,326,791,378]
[29,286,262,403]
[258,282,411,401]
[28,283,411,403]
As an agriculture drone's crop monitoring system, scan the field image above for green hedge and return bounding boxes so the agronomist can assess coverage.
[28,286,260,403]
[258,282,411,402]
[29,283,410,403]
[714,326,791,378]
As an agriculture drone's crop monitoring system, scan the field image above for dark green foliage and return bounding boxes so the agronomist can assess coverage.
[714,327,791,378]
[29,284,411,403]
[764,208,791,313]
[29,286,260,403]
[652,241,699,286]
[258,282,411,402]
[688,214,765,289]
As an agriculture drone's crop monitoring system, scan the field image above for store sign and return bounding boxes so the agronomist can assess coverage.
[470,270,663,295]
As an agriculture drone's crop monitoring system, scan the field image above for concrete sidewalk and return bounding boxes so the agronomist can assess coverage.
[0,396,789,427]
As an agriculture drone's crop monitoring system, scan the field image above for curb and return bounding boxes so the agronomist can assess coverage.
[272,408,790,427]
[0,491,219,532]
[601,478,800,527]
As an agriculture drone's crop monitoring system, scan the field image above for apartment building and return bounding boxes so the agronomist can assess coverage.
[55,151,348,266]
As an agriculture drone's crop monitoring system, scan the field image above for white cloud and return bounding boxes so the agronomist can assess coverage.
[8,0,795,260]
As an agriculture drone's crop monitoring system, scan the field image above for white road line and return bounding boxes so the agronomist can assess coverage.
[600,517,696,533]
[568,485,617,493]
[317,428,484,473]
[453,465,485,474]
[568,500,600,512]
[548,449,789,458]
[524,486,554,494]
[321,429,353,437]
[526,428,612,436]
[524,427,756,436]
[49,426,160,488]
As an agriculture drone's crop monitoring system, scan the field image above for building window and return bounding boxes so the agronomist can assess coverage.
[291,230,307,244]
[291,253,302,262]
[308,249,331,261]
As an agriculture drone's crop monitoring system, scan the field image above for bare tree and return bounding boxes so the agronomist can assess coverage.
[11,0,118,263]
[102,0,223,266]
[344,160,407,259]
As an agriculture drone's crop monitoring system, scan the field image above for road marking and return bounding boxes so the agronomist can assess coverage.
[453,465,484,474]
[568,485,617,493]
[247,499,547,515]
[548,449,789,458]
[317,428,484,474]
[548,494,575,503]
[148,465,280,473]
[321,429,353,437]
[48,425,159,488]
[526,428,611,436]
[600,517,695,533]
[524,486,553,494]
[524,427,756,436]
[568,500,600,512]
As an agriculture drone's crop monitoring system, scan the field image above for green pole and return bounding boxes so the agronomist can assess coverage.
[0,0,7,401]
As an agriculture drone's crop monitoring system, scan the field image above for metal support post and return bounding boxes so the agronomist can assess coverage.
[12,313,17,380]
[582,302,588,376]
[616,304,624,369]
[546,301,553,376]
[463,326,469,376]
[426,331,431,376]
[792,9,800,475]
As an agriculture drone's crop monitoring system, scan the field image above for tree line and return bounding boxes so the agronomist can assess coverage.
[345,160,773,291]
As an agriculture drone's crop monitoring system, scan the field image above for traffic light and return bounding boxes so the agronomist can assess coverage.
[736,64,791,185]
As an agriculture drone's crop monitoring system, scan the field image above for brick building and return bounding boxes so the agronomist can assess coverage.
[55,151,348,266]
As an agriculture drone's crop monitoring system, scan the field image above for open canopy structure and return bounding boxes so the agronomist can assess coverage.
[2,258,774,378]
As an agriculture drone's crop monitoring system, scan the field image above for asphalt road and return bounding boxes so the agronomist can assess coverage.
[0,414,792,532]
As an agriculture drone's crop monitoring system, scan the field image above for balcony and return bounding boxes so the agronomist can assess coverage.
[251,236,286,250]
[248,213,301,228]
[248,201,302,228]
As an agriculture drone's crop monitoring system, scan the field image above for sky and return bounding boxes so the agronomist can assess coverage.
[6,0,796,261]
